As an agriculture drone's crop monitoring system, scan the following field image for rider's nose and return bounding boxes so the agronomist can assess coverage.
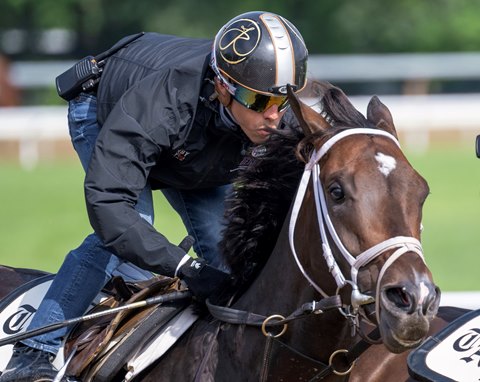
[263,104,280,120]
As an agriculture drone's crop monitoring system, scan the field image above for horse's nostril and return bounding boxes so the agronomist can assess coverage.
[385,286,415,313]
[422,286,440,315]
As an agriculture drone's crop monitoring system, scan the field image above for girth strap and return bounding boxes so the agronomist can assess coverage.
[206,295,342,327]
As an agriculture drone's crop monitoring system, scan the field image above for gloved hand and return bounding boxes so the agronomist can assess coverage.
[176,256,231,302]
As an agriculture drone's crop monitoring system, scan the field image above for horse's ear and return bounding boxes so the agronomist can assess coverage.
[287,85,331,136]
[367,96,398,139]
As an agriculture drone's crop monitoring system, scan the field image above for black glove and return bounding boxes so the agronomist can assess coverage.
[177,257,231,302]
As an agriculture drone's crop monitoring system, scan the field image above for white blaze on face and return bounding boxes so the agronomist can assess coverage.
[418,281,430,306]
[375,152,396,176]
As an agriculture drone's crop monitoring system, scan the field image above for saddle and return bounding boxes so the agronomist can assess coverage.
[63,275,194,381]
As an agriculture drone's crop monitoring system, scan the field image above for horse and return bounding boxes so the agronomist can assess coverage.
[0,82,469,381]
[133,81,448,381]
[0,265,49,298]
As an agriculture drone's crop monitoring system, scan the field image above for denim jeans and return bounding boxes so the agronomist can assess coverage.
[23,93,231,355]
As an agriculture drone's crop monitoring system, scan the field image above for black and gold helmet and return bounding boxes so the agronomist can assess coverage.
[211,11,308,98]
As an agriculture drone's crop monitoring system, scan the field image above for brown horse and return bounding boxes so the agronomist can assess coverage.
[0,265,49,298]
[0,82,468,381]
[132,82,446,381]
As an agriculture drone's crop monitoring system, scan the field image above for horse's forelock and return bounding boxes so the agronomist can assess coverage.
[312,81,371,130]
[323,92,370,129]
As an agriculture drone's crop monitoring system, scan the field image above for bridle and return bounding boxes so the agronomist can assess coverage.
[288,127,425,325]
[206,127,428,379]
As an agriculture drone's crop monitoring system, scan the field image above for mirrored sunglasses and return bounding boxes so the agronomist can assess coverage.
[233,84,290,113]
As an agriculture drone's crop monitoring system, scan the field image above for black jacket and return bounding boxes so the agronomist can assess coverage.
[84,33,295,277]
[84,33,248,277]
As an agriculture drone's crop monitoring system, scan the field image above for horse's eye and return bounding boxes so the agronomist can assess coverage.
[328,184,345,202]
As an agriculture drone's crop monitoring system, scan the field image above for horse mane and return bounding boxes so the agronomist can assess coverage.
[219,127,305,286]
[219,81,373,287]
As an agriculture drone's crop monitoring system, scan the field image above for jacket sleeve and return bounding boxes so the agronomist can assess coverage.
[84,73,194,277]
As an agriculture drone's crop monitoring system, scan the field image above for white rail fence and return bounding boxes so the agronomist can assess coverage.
[441,292,479,310]
[1,93,479,169]
[0,106,67,168]
[1,53,479,168]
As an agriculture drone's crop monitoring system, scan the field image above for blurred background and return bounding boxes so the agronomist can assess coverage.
[0,1,479,300]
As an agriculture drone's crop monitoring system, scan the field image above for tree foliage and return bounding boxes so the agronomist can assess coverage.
[1,0,480,58]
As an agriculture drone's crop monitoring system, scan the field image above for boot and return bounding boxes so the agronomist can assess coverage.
[0,343,58,382]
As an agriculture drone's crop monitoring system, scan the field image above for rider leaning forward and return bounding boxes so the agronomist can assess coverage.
[0,11,308,381]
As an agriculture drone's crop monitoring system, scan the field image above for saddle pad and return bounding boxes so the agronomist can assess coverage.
[86,302,189,381]
[0,274,115,372]
[408,309,480,382]
[0,274,54,371]
[124,305,199,381]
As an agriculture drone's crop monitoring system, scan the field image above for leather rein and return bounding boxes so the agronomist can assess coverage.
[207,128,424,379]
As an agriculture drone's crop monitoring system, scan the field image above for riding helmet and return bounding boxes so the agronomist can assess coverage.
[211,11,308,96]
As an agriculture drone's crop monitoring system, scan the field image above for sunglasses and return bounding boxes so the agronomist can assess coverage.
[232,84,290,113]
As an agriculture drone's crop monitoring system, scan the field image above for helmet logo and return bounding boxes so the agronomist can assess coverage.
[219,18,261,65]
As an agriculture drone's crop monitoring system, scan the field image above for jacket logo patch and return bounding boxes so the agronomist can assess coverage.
[173,149,191,161]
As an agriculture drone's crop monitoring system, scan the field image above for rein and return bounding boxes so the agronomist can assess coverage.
[206,295,342,328]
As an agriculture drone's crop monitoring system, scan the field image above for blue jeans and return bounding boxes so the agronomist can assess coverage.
[23,93,230,355]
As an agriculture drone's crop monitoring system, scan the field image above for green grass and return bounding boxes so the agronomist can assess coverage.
[0,143,478,291]
[405,144,480,291]
[0,160,186,273]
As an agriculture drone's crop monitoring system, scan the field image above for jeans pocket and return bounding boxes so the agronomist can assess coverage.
[68,94,99,171]
[68,94,98,141]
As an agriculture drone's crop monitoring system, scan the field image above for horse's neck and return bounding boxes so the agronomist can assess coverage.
[232,214,355,362]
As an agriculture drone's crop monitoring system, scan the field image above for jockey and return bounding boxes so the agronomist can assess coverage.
[0,11,308,381]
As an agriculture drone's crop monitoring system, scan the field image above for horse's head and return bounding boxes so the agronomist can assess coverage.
[287,82,440,354]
